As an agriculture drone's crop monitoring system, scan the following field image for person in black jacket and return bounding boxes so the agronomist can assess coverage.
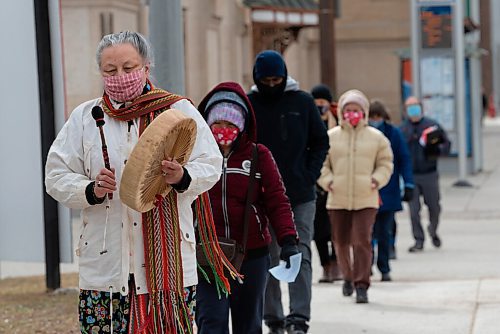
[248,50,329,334]
[310,84,342,283]
[399,96,450,253]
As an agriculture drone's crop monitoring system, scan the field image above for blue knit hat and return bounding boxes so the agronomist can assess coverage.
[253,50,287,80]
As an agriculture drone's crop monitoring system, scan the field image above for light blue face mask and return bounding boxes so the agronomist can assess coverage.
[368,120,384,128]
[407,104,422,118]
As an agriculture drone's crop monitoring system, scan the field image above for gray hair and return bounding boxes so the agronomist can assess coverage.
[96,31,154,69]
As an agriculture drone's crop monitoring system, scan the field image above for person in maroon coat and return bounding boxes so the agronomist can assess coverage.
[196,81,299,334]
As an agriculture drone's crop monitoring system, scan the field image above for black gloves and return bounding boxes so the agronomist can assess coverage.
[424,143,441,158]
[402,186,414,202]
[280,242,300,269]
[427,128,445,145]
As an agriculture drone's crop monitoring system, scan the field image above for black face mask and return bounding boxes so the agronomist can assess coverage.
[256,79,287,100]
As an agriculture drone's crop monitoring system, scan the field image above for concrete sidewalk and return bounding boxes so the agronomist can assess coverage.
[302,119,500,333]
[2,119,500,334]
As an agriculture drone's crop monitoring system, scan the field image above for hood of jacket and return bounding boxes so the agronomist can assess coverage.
[250,76,300,94]
[199,81,257,143]
[337,89,370,129]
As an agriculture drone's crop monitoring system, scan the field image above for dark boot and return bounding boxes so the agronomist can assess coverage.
[355,287,368,303]
[431,235,442,248]
[342,280,353,296]
[267,320,286,334]
[381,272,392,282]
[329,261,343,281]
[427,226,442,248]
[408,242,423,253]
[285,322,308,334]
[318,264,333,283]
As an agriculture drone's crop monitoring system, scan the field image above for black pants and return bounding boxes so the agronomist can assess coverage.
[408,172,441,244]
[314,189,337,266]
[196,254,270,334]
[372,210,394,274]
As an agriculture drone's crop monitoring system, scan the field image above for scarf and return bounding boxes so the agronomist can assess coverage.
[102,84,239,333]
[101,80,185,123]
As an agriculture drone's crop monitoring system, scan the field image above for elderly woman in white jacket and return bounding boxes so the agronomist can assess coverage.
[318,89,393,305]
[45,31,222,334]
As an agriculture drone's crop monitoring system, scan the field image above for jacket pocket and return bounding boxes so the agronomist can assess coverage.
[355,175,373,197]
[331,175,346,194]
[83,142,98,179]
[181,226,196,250]
[251,204,265,240]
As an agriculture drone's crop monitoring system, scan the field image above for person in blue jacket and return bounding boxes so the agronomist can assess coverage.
[368,100,414,281]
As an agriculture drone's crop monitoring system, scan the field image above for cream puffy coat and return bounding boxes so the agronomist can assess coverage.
[318,116,393,210]
[45,98,222,295]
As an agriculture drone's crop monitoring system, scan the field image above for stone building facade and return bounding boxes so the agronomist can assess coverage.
[60,0,412,119]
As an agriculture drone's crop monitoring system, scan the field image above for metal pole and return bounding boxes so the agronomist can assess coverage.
[49,0,73,265]
[411,0,421,99]
[33,0,61,291]
[149,0,185,95]
[319,0,337,96]
[470,0,483,173]
[49,0,66,131]
[491,0,500,116]
[453,0,472,186]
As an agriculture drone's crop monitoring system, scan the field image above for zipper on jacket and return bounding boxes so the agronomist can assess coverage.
[222,153,232,238]
[348,130,356,210]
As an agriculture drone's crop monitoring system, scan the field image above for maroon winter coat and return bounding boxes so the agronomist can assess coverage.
[199,82,297,254]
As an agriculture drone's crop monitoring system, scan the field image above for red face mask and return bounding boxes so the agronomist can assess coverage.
[211,127,240,146]
[343,111,363,127]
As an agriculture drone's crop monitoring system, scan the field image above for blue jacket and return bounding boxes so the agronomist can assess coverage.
[375,122,414,212]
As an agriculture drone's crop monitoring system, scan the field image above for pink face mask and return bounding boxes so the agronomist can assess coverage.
[211,127,240,146]
[343,111,363,127]
[103,68,145,102]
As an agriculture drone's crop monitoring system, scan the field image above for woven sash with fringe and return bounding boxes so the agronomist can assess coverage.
[138,192,190,333]
[102,86,241,333]
[193,193,244,298]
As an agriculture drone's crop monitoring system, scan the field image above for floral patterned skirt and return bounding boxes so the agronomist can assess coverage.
[79,280,196,334]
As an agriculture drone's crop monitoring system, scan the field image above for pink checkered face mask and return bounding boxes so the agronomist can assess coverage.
[103,68,145,102]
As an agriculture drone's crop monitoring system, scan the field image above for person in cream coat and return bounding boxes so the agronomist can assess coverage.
[318,89,393,304]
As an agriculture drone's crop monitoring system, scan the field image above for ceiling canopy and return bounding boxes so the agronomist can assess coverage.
[243,0,318,11]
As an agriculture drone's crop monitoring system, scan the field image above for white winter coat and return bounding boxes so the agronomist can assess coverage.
[45,98,222,295]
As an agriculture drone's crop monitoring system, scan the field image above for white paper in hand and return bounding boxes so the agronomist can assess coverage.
[268,253,302,283]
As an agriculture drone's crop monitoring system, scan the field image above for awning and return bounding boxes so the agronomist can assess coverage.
[244,0,318,10]
[244,0,319,26]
